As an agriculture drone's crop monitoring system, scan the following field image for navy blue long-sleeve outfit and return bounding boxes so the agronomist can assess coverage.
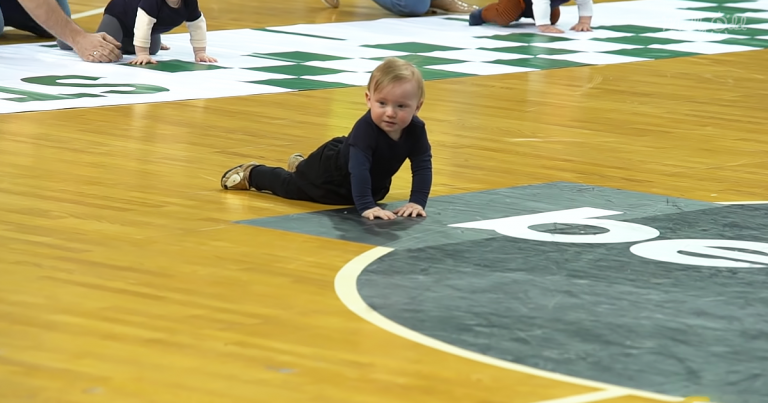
[247,110,433,214]
[104,0,202,38]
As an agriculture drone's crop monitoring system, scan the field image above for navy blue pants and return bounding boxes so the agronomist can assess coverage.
[248,137,390,206]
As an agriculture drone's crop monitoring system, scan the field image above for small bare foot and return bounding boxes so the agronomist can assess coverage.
[161,43,170,50]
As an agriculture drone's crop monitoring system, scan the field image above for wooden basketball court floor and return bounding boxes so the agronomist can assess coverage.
[1,0,766,402]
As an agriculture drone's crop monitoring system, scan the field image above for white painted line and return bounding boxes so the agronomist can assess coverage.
[70,7,106,19]
[531,390,629,403]
[3,7,105,32]
[335,246,684,402]
[715,201,768,205]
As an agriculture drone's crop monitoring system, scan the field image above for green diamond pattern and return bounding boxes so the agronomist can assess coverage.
[479,45,578,56]
[107,0,768,97]
[123,60,229,72]
[9,0,768,117]
[363,42,463,53]
[417,68,475,81]
[371,54,467,66]
[248,51,346,63]
[724,27,768,37]
[716,16,768,25]
[605,48,701,59]
[679,0,761,3]
[246,64,347,76]
[687,5,764,14]
[595,36,688,46]
[491,57,586,70]
[715,37,768,48]
[479,33,573,44]
[248,78,352,90]
[252,28,343,40]
[594,25,669,34]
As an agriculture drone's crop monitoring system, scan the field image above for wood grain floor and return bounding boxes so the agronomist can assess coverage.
[1,0,767,402]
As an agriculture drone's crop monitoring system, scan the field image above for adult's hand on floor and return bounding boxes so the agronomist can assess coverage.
[73,32,122,63]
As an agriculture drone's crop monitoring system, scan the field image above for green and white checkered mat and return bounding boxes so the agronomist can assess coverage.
[1,0,767,114]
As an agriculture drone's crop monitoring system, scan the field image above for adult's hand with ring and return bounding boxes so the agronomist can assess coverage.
[72,32,123,63]
[15,0,122,62]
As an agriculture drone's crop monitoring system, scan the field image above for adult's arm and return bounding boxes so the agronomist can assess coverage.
[17,0,123,62]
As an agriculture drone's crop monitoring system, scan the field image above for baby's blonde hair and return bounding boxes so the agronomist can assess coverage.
[367,58,425,102]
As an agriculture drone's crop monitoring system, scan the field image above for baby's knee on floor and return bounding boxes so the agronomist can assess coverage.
[149,37,162,55]
[391,0,432,16]
[481,6,520,26]
[56,39,73,50]
[550,7,561,24]
[55,0,72,16]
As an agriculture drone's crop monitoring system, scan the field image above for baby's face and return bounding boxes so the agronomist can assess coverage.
[366,79,423,137]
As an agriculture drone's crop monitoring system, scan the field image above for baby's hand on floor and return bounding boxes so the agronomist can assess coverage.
[362,207,397,221]
[571,22,592,32]
[129,55,156,65]
[538,24,564,33]
[393,203,426,218]
[195,53,218,63]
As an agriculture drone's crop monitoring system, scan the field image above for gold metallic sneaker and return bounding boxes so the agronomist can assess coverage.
[287,153,305,173]
[428,0,478,13]
[322,0,340,8]
[220,162,259,190]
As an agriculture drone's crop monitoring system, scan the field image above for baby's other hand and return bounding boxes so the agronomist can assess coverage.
[571,22,592,32]
[362,207,397,221]
[129,55,156,65]
[538,25,564,33]
[393,203,426,218]
[195,53,218,63]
